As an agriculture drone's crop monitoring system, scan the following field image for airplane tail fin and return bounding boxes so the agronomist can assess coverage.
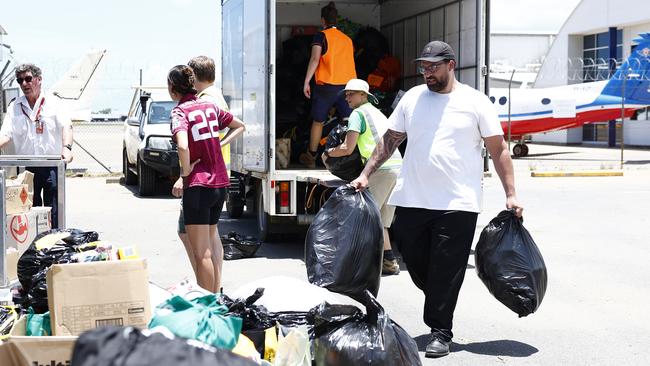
[601,33,650,104]
[48,49,107,100]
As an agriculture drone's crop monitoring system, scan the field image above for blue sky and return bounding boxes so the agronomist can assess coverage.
[1,0,578,113]
[1,0,219,113]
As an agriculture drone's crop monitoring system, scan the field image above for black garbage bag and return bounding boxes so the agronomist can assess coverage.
[311,291,422,366]
[307,303,364,338]
[354,27,389,80]
[221,231,262,260]
[305,186,383,302]
[219,288,310,356]
[475,210,548,317]
[17,229,100,313]
[323,125,364,182]
[71,326,256,366]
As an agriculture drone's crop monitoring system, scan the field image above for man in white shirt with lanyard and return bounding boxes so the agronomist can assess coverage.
[0,63,73,228]
[351,41,524,358]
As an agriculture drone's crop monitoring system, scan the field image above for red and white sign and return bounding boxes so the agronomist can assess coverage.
[10,214,29,244]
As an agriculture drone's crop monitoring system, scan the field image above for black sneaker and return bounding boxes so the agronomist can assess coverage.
[425,336,451,358]
[382,258,400,275]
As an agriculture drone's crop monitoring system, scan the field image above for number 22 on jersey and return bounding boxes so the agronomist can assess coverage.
[189,108,220,141]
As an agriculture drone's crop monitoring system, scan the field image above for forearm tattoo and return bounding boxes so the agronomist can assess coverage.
[362,129,406,177]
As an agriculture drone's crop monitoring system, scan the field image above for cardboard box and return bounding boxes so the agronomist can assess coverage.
[4,185,31,216]
[47,259,151,336]
[7,317,77,366]
[31,206,52,234]
[5,210,38,255]
[5,172,34,215]
[0,341,29,366]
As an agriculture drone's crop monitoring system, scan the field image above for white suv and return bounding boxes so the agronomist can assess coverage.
[122,87,179,196]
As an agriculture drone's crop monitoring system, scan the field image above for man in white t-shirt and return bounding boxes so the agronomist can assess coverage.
[351,41,523,358]
[0,63,73,228]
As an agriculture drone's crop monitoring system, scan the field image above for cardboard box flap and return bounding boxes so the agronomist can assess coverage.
[48,258,148,277]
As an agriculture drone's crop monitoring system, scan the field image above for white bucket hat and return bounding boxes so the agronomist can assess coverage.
[341,79,379,105]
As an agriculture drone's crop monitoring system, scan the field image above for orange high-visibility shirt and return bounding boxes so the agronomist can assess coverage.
[315,27,356,85]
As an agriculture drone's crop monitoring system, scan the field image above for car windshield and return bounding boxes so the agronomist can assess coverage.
[148,101,176,124]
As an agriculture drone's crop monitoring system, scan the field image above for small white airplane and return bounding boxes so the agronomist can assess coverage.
[2,49,107,121]
[489,33,650,157]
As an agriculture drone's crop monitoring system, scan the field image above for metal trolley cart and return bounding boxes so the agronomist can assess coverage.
[0,156,66,289]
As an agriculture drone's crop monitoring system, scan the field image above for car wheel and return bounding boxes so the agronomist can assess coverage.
[123,149,137,185]
[137,157,156,196]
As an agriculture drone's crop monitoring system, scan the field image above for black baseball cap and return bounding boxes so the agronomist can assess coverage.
[414,41,456,63]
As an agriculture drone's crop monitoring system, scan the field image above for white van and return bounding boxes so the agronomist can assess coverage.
[220,0,488,239]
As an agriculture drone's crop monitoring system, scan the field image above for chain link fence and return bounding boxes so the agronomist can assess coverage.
[69,121,124,175]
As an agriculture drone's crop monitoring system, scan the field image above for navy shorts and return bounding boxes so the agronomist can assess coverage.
[182,187,226,226]
[311,84,352,123]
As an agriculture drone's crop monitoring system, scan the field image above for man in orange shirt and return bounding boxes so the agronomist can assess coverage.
[300,2,356,168]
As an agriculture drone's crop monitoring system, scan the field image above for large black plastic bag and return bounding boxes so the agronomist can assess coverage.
[311,291,422,366]
[71,326,256,366]
[323,125,364,182]
[219,288,310,356]
[475,210,548,317]
[221,231,262,260]
[17,229,100,313]
[305,186,383,302]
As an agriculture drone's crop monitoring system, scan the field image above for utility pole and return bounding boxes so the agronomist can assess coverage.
[620,69,625,169]
[507,69,515,152]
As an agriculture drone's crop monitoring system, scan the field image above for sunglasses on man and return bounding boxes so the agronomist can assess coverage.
[16,76,34,84]
[417,61,448,75]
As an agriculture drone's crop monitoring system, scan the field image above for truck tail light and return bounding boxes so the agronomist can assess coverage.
[276,181,290,214]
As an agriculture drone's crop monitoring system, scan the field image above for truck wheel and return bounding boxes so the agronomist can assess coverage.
[256,184,272,241]
[123,149,137,185]
[137,158,156,196]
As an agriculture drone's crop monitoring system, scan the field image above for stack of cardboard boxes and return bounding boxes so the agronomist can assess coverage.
[4,172,52,284]
[1,172,152,365]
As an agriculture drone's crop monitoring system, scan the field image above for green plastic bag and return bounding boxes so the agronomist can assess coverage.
[149,294,242,350]
[26,308,51,336]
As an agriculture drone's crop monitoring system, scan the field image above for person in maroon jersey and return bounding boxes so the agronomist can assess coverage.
[168,65,246,293]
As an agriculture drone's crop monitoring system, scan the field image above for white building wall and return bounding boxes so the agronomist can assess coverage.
[490,33,554,68]
[626,112,650,146]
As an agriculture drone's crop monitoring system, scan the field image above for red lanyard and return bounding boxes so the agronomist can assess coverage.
[20,97,45,134]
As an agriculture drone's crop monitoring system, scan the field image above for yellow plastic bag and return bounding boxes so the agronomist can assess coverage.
[232,334,261,362]
[264,326,278,363]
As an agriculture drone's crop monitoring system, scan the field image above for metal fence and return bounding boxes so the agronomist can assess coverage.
[69,121,124,175]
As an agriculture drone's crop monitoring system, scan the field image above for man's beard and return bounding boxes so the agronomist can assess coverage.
[425,74,450,92]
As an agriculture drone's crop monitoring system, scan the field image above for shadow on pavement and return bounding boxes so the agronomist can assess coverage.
[218,212,306,261]
[120,180,176,199]
[517,151,575,159]
[623,159,650,165]
[414,334,538,357]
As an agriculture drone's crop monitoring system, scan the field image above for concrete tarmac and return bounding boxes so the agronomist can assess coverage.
[65,144,650,365]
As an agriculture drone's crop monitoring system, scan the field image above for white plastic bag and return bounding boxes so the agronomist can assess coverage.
[274,325,311,366]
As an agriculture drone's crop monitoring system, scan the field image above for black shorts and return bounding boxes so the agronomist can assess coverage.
[311,84,352,123]
[182,187,226,225]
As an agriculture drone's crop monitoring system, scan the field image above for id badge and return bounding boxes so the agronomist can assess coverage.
[36,120,44,134]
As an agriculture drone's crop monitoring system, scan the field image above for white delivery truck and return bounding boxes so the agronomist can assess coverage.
[220,0,489,240]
